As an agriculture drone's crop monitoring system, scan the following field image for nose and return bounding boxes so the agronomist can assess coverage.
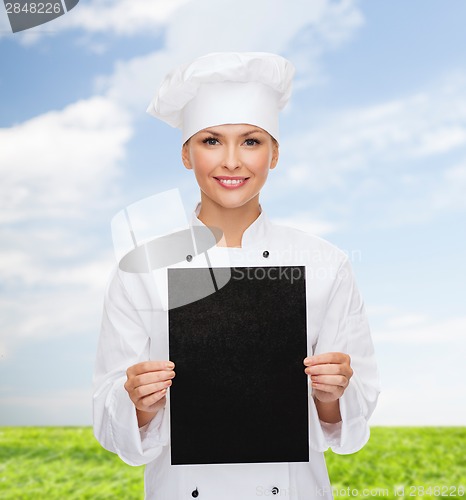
[222,143,241,170]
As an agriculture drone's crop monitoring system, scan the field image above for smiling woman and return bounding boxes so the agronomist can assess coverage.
[92,52,380,500]
[181,124,279,247]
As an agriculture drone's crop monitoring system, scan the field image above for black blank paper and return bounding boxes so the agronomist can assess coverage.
[168,266,309,465]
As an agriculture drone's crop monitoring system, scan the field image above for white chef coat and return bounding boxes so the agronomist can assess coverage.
[93,201,381,500]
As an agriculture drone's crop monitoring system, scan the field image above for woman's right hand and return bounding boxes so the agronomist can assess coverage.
[124,361,176,426]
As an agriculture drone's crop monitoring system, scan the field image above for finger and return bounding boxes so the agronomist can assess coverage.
[305,364,352,377]
[133,379,173,400]
[127,360,175,377]
[310,374,349,388]
[130,370,175,389]
[138,389,168,411]
[304,352,350,366]
[125,369,175,392]
[311,381,344,396]
[144,395,167,413]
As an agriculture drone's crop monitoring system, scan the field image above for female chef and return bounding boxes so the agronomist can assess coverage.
[93,52,380,499]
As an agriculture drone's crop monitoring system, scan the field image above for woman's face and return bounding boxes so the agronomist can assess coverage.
[181,123,279,211]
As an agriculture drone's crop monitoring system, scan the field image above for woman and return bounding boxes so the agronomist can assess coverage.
[93,52,380,499]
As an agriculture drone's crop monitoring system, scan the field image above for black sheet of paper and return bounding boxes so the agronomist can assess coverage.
[168,266,309,465]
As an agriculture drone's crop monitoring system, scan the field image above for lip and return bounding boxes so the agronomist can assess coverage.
[213,176,250,189]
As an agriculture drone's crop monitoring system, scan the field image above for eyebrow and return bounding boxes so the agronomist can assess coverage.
[201,128,265,138]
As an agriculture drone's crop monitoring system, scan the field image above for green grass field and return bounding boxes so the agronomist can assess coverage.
[1,427,465,499]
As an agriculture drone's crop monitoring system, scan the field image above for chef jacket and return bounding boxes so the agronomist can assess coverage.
[93,201,381,500]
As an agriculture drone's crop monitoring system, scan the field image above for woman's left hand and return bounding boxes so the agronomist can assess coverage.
[303,352,353,403]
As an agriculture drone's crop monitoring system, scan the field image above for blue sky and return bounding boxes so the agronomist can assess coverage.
[1,0,465,426]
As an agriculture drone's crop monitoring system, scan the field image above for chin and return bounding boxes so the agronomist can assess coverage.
[217,199,249,209]
[202,187,260,210]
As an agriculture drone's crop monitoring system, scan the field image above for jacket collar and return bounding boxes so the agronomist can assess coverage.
[190,201,270,249]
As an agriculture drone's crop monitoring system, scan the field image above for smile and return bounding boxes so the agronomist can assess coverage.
[214,177,249,188]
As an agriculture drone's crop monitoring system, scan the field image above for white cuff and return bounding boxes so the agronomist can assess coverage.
[319,419,343,447]
[327,375,370,454]
[308,375,372,455]
[139,407,167,453]
[108,377,168,466]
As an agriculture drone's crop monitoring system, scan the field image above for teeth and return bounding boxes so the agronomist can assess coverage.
[218,179,245,185]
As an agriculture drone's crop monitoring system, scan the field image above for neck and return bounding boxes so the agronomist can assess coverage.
[197,194,261,248]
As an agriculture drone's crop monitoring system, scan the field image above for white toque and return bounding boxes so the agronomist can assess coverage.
[146,52,295,143]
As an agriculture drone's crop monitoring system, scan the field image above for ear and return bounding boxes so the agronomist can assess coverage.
[181,142,192,170]
[270,141,279,170]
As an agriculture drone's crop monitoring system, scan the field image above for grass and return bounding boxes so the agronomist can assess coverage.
[0,427,465,499]
[325,427,466,498]
[0,427,144,499]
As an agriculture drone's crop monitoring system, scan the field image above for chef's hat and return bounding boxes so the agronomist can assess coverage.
[146,52,295,143]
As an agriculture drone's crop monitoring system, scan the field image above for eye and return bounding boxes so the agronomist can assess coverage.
[244,138,260,146]
[202,137,220,145]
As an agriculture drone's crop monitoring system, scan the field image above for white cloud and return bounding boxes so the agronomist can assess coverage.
[2,0,363,60]
[0,0,191,42]
[97,0,364,114]
[0,388,93,425]
[432,161,466,211]
[386,314,428,329]
[96,50,180,116]
[0,95,130,355]
[365,304,397,317]
[0,269,110,356]
[371,386,466,426]
[0,207,115,355]
[275,72,466,229]
[0,244,113,291]
[282,74,466,188]
[165,0,362,56]
[373,315,466,344]
[0,96,132,223]
[367,307,466,425]
[62,0,192,35]
[445,162,466,182]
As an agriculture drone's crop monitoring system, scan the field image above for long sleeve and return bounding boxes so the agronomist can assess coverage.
[309,255,381,454]
[92,268,169,466]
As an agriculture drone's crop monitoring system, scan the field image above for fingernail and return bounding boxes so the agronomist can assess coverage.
[166,362,175,369]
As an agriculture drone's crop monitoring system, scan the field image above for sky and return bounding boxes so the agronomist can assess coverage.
[0,0,465,426]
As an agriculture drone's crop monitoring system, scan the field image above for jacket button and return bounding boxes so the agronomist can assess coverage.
[186,254,193,262]
[272,486,279,495]
[262,250,269,258]
[191,488,199,498]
